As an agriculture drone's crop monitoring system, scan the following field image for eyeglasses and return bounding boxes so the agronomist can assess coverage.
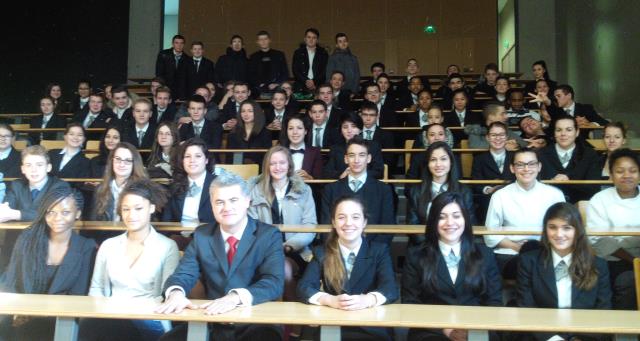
[113,156,134,165]
[513,161,539,170]
[0,134,13,140]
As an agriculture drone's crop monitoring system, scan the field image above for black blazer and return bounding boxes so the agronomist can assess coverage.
[163,218,284,303]
[178,119,223,149]
[443,109,482,142]
[0,232,96,295]
[539,143,601,202]
[152,103,177,123]
[470,151,516,193]
[179,56,215,100]
[326,106,345,128]
[71,109,115,140]
[517,249,611,341]
[121,122,158,149]
[48,149,91,179]
[29,114,67,145]
[321,176,395,244]
[379,100,399,128]
[162,172,216,224]
[155,48,190,94]
[308,124,340,149]
[334,89,353,111]
[292,45,329,88]
[0,148,22,178]
[297,239,399,340]
[323,140,385,179]
[89,155,108,178]
[226,128,273,167]
[406,183,476,226]
[548,102,608,125]
[216,99,239,126]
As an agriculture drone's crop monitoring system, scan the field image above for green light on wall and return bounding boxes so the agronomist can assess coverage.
[423,25,436,34]
[503,40,510,49]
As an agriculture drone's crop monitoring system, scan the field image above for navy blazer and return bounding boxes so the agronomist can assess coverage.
[155,48,190,94]
[152,103,177,124]
[48,149,91,179]
[162,172,216,224]
[402,243,503,306]
[470,151,516,194]
[0,148,22,178]
[0,232,96,295]
[323,140,385,179]
[539,143,601,202]
[163,217,284,304]
[517,249,611,341]
[29,113,67,145]
[121,122,158,149]
[548,103,608,126]
[178,56,215,100]
[178,119,223,150]
[297,239,398,340]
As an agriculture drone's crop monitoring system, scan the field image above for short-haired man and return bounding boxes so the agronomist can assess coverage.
[152,86,177,123]
[248,30,289,95]
[549,84,608,126]
[110,86,133,123]
[315,83,345,127]
[307,100,338,148]
[217,82,251,130]
[325,33,360,94]
[178,95,223,150]
[157,173,284,340]
[155,34,189,94]
[175,86,220,124]
[292,28,328,93]
[122,98,157,149]
[179,41,215,100]
[71,93,115,139]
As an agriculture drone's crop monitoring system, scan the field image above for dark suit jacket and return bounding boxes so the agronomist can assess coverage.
[406,183,476,226]
[216,99,240,126]
[517,249,611,341]
[72,109,115,140]
[155,48,190,94]
[470,151,516,193]
[227,128,273,167]
[162,172,216,224]
[121,122,158,149]
[403,111,425,128]
[0,148,22,178]
[367,127,396,172]
[539,143,601,202]
[152,103,177,124]
[548,102,608,125]
[179,57,215,100]
[0,232,96,295]
[323,140,385,179]
[326,107,345,128]
[308,124,340,149]
[321,176,395,244]
[48,149,91,179]
[334,89,353,111]
[297,239,398,340]
[178,119,223,150]
[292,45,329,88]
[162,217,284,304]
[29,114,67,145]
[443,109,482,142]
[379,99,398,128]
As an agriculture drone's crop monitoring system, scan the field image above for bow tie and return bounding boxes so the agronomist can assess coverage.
[290,148,305,155]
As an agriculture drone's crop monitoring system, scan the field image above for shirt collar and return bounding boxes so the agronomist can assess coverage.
[338,238,363,257]
[0,147,12,160]
[438,240,461,257]
[189,171,207,187]
[565,102,576,112]
[555,143,576,157]
[193,56,202,62]
[313,120,328,130]
[490,150,506,159]
[220,218,249,243]
[30,176,49,192]
[290,142,306,150]
[59,148,80,158]
[364,125,377,133]
[515,180,538,192]
[136,122,150,133]
[348,172,367,185]
[192,120,205,128]
[432,181,448,193]
[552,250,572,267]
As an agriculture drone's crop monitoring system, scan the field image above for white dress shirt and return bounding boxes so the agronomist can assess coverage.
[83,111,100,128]
[79,97,89,109]
[290,143,305,171]
[418,109,429,127]
[41,113,53,128]
[181,172,207,225]
[555,144,576,168]
[552,251,573,309]
[192,120,205,136]
[490,150,506,173]
[347,173,367,192]
[439,240,461,283]
[455,109,466,126]
[58,148,80,171]
[564,102,576,116]
[307,48,315,79]
[0,147,13,160]
[136,122,150,142]
[587,186,640,260]
[312,121,328,147]
[484,181,566,254]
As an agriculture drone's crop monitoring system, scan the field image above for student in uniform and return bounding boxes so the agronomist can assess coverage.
[517,202,611,340]
[90,125,122,178]
[45,82,69,113]
[523,60,558,96]
[227,100,273,167]
[0,124,23,178]
[30,96,67,145]
[599,122,627,180]
[402,192,502,341]
[297,196,398,341]
[147,122,180,179]
[0,187,96,341]
[48,123,91,179]
[279,113,322,180]
[178,95,223,150]
[122,98,157,149]
[79,179,179,341]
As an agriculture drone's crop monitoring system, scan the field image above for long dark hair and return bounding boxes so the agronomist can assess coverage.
[5,187,83,294]
[279,113,311,147]
[541,203,598,290]
[170,138,214,197]
[418,192,486,294]
[532,60,551,81]
[417,141,461,223]
[97,125,124,162]
[147,121,180,167]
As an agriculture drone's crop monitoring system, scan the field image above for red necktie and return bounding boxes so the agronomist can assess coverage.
[227,236,239,265]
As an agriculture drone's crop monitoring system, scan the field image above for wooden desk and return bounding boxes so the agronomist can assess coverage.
[0,293,637,341]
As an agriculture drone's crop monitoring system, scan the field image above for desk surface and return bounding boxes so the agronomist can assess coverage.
[0,293,638,334]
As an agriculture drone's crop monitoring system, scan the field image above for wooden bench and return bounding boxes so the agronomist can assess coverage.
[0,293,637,341]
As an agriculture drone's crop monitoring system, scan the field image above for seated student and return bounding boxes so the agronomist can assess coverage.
[517,202,611,340]
[526,79,554,126]
[406,142,475,229]
[156,173,284,341]
[48,123,91,179]
[0,145,71,269]
[465,101,525,149]
[412,106,454,149]
[151,86,177,123]
[436,73,474,107]
[402,192,502,341]
[217,82,251,130]
[473,63,499,97]
[163,138,216,228]
[0,187,96,341]
[72,93,115,140]
[279,113,322,180]
[248,146,317,301]
[147,122,180,178]
[90,125,122,178]
[539,114,601,203]
[396,58,424,97]
[280,80,300,113]
[599,122,627,180]
[110,86,134,123]
[505,88,542,126]
[484,148,566,279]
[215,81,236,111]
[227,100,273,167]
[325,33,360,94]
[265,89,294,138]
[45,82,69,113]
[321,137,395,244]
[329,71,353,111]
[30,95,67,145]
[175,86,220,124]
[69,79,92,113]
[214,34,249,87]
[493,76,510,104]
[518,116,551,149]
[297,196,398,341]
[122,98,157,149]
[178,95,223,150]
[323,111,384,179]
[149,76,165,99]
[471,122,516,222]
[404,89,434,128]
[397,76,424,111]
[443,88,481,142]
[0,124,22,178]
[406,123,459,181]
[446,64,461,76]
[376,73,397,111]
[523,60,558,96]
[79,179,179,341]
[359,62,385,97]
[548,84,609,126]
[316,83,346,128]
[363,83,396,127]
[360,101,396,174]
[308,99,339,149]
[587,148,640,309]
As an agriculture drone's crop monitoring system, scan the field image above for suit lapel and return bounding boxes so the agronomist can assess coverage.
[437,255,456,290]
[539,258,559,306]
[228,219,257,276]
[210,226,229,275]
[198,173,214,214]
[48,233,82,293]
[346,240,370,291]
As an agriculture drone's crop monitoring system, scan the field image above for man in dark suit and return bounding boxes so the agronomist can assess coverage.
[71,93,115,140]
[292,28,328,93]
[363,83,397,127]
[397,76,425,111]
[110,86,134,124]
[307,100,339,148]
[321,137,395,244]
[29,107,67,145]
[316,84,345,128]
[151,86,177,123]
[360,101,397,174]
[329,71,353,111]
[156,34,189,98]
[549,84,608,126]
[178,95,223,150]
[156,173,284,340]
[178,41,215,101]
[122,99,157,149]
[216,82,250,130]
